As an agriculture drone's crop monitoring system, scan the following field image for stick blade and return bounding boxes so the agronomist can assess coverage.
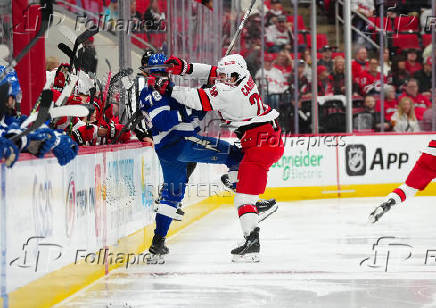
[76,27,99,45]
[50,105,90,118]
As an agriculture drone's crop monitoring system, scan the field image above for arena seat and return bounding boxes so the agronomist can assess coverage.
[392,33,420,53]
[287,15,306,30]
[422,34,432,47]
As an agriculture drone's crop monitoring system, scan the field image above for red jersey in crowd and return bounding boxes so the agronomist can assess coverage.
[375,98,398,121]
[358,70,388,95]
[398,93,432,121]
[405,61,423,75]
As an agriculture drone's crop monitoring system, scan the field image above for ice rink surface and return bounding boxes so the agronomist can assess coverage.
[56,197,436,308]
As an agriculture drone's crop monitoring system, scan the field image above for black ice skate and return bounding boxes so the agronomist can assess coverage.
[256,199,278,223]
[369,198,396,223]
[221,174,236,192]
[221,174,278,222]
[146,234,169,264]
[231,227,260,263]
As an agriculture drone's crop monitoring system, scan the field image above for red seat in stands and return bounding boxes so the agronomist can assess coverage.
[287,15,306,30]
[422,34,432,47]
[392,34,420,53]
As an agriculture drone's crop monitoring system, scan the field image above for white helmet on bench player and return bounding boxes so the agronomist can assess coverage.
[217,54,249,86]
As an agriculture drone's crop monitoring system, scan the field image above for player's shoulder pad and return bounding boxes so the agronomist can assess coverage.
[213,82,232,92]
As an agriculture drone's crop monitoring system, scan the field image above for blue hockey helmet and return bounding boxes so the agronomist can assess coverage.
[148,53,168,73]
[0,65,22,103]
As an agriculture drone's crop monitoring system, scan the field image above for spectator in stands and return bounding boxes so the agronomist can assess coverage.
[266,14,292,53]
[352,46,368,71]
[379,48,391,77]
[414,57,432,97]
[301,49,313,81]
[351,0,374,44]
[422,108,434,131]
[391,96,420,132]
[317,65,333,96]
[255,53,287,109]
[392,56,410,94]
[318,45,334,74]
[405,49,422,75]
[358,57,387,96]
[399,79,432,121]
[266,0,284,26]
[245,37,262,77]
[353,95,391,131]
[246,14,262,40]
[144,0,165,32]
[376,85,398,121]
[331,56,345,95]
[288,59,311,98]
[352,46,368,88]
[274,50,293,79]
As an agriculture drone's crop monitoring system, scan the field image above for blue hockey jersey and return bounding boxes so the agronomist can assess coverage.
[139,86,206,151]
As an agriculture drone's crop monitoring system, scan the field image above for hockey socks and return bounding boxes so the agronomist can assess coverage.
[235,193,260,236]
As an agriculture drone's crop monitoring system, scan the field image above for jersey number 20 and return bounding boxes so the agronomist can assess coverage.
[249,93,265,115]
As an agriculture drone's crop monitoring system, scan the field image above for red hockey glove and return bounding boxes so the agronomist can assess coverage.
[165,56,191,75]
[155,78,174,96]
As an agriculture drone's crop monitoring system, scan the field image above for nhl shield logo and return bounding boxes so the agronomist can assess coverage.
[345,145,366,176]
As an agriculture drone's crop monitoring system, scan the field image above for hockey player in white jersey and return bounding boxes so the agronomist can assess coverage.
[165,54,284,262]
[369,139,436,223]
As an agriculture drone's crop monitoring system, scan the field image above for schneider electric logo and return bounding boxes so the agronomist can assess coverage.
[273,151,324,181]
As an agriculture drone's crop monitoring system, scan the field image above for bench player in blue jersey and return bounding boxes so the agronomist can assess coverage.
[139,54,276,263]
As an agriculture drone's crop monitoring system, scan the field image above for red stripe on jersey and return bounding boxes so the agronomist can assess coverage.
[258,105,272,116]
[429,140,436,148]
[393,188,406,202]
[240,106,273,122]
[237,204,259,217]
[208,66,218,85]
[197,89,213,111]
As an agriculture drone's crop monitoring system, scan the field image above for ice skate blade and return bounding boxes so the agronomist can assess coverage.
[258,204,278,223]
[232,253,260,263]
[145,252,166,265]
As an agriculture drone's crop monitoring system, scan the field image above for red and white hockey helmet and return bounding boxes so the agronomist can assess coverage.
[217,54,249,85]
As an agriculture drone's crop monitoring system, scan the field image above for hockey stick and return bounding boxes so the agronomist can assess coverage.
[58,43,77,67]
[68,27,99,71]
[111,110,144,144]
[0,0,54,82]
[103,59,112,104]
[23,104,90,125]
[225,0,256,56]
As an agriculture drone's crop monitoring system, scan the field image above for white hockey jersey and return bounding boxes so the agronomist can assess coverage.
[422,139,436,157]
[171,63,279,128]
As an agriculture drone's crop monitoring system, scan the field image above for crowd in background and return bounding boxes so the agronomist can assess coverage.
[237,0,435,134]
[61,0,435,135]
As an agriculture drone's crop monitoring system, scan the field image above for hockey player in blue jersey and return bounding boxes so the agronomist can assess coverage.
[139,54,244,262]
[0,66,78,167]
